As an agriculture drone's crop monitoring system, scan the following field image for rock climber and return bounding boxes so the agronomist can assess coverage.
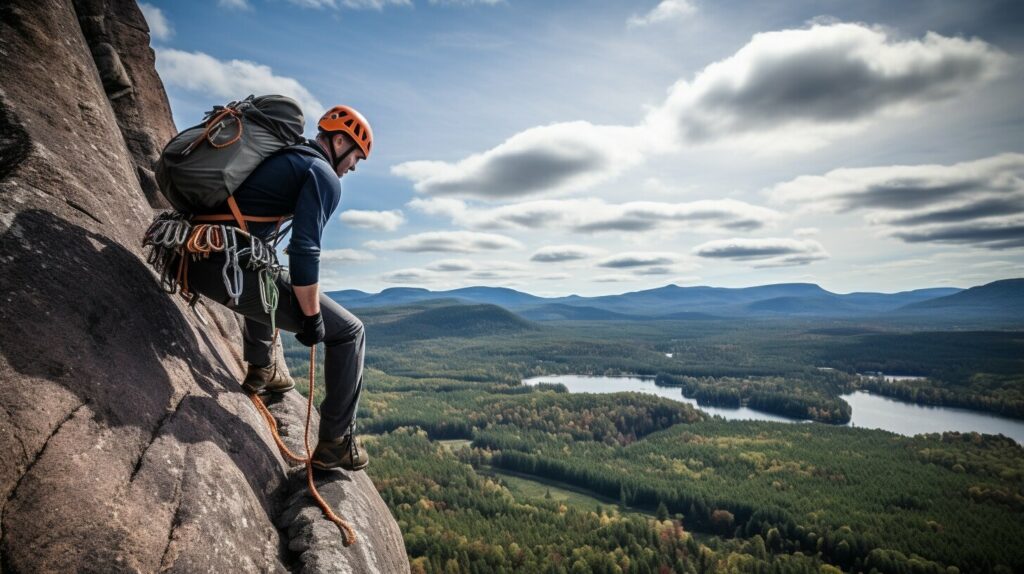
[185,105,371,471]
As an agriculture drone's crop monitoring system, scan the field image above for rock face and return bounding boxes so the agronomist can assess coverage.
[0,2,408,572]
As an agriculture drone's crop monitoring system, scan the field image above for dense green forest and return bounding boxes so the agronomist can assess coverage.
[370,428,863,574]
[280,306,1024,572]
[328,304,1024,420]
[351,371,1023,572]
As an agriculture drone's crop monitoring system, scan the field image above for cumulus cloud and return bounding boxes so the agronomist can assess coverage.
[628,0,696,27]
[339,209,406,231]
[538,273,571,281]
[365,231,523,253]
[393,122,648,200]
[218,0,251,9]
[633,266,675,275]
[693,238,829,267]
[408,197,778,233]
[139,3,173,41]
[531,245,605,263]
[598,252,678,268]
[393,23,1004,199]
[425,258,475,272]
[645,23,1007,151]
[381,268,438,284]
[769,153,1024,249]
[594,274,636,283]
[320,248,376,262]
[155,49,324,123]
[382,259,526,284]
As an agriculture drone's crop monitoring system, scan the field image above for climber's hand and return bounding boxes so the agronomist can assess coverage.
[295,312,325,347]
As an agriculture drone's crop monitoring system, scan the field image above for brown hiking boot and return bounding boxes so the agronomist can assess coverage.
[311,434,369,471]
[242,361,295,394]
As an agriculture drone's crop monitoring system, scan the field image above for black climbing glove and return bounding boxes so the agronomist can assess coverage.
[295,311,325,347]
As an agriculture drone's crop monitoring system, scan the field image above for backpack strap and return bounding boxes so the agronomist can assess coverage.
[191,198,291,234]
[226,196,248,233]
[275,140,331,164]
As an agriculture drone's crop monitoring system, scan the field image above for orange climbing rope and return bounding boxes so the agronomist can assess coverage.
[247,345,358,545]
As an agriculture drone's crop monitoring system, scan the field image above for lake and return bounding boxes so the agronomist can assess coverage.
[522,374,1024,444]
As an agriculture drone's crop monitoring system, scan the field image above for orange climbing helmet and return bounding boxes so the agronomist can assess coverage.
[318,105,373,158]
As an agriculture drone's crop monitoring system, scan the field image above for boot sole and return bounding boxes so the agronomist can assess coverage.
[242,383,296,394]
[310,458,369,471]
[262,384,296,394]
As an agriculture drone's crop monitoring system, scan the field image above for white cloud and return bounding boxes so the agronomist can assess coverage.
[597,251,679,268]
[139,3,173,41]
[669,275,702,285]
[628,0,696,28]
[794,227,820,237]
[321,248,376,262]
[408,197,778,233]
[538,273,571,281]
[768,153,1024,249]
[645,23,1008,152]
[392,122,650,199]
[531,245,605,263]
[381,268,439,284]
[155,49,324,124]
[381,259,527,284]
[633,266,675,275]
[424,259,527,273]
[392,23,1004,201]
[218,0,251,9]
[424,258,475,272]
[339,209,406,231]
[594,274,636,283]
[365,231,524,252]
[693,238,829,267]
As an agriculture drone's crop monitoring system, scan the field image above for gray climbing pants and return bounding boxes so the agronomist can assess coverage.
[185,254,364,441]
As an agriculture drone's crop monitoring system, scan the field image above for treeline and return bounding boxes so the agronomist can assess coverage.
[808,330,1024,386]
[856,375,1024,420]
[747,392,851,424]
[472,420,1024,572]
[655,374,852,424]
[359,386,703,445]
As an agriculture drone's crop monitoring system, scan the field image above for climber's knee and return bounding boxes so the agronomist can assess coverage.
[325,316,363,348]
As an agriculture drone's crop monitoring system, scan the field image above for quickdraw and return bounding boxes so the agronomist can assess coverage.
[222,228,243,305]
[142,211,282,323]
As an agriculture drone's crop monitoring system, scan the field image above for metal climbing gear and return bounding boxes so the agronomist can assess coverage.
[142,211,284,325]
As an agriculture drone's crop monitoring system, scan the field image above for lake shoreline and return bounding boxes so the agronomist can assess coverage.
[523,373,1024,444]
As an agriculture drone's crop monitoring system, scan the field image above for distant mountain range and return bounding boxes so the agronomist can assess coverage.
[363,299,540,341]
[328,278,1024,322]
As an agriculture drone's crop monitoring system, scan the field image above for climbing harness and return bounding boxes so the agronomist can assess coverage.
[248,346,358,545]
[143,208,358,545]
[142,207,283,321]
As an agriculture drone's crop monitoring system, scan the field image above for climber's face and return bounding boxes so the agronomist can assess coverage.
[330,133,365,177]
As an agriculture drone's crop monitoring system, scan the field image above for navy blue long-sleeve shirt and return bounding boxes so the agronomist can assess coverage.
[231,140,341,286]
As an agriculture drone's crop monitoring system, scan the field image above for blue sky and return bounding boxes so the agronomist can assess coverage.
[140,0,1024,295]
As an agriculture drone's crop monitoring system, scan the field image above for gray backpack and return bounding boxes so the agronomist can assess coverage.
[156,94,310,214]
